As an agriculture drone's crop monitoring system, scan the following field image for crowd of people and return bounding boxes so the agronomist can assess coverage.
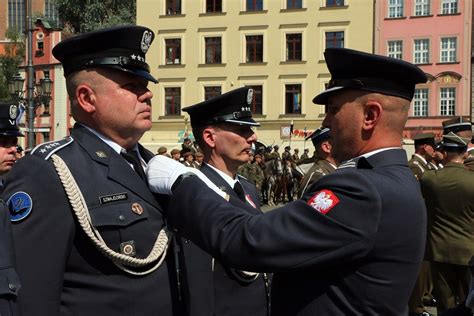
[0,24,472,316]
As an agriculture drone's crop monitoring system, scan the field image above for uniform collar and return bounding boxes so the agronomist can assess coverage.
[205,162,238,188]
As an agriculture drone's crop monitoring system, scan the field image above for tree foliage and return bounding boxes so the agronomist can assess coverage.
[54,0,136,34]
[0,28,25,100]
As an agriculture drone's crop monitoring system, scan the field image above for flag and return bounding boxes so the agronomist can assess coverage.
[16,103,25,125]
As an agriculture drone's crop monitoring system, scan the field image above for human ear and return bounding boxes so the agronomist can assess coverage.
[202,127,217,149]
[362,101,382,131]
[76,84,96,113]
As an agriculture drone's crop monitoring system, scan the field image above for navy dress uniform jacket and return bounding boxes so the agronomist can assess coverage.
[2,125,182,315]
[178,163,268,316]
[0,202,20,316]
[167,149,426,315]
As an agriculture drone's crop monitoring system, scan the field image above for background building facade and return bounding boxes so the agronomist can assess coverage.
[375,0,472,138]
[137,0,374,152]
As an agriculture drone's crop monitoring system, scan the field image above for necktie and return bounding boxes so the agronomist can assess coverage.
[233,181,246,201]
[121,150,147,182]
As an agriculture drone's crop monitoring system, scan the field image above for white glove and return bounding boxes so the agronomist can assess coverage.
[146,155,228,200]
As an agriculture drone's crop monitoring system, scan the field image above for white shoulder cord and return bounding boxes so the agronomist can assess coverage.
[51,154,171,276]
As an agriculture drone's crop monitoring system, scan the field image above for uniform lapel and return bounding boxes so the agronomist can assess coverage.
[200,164,239,200]
[72,126,160,208]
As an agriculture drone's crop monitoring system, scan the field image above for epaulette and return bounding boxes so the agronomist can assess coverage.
[31,136,74,160]
[338,159,356,169]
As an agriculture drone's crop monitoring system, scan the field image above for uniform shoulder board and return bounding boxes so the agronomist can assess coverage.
[31,136,74,160]
[338,159,356,169]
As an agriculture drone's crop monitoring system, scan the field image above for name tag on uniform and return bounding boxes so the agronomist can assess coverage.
[99,192,128,205]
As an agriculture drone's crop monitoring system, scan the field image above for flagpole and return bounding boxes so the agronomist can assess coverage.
[289,120,294,148]
[303,126,307,150]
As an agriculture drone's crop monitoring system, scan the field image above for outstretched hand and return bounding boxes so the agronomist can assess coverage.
[146,155,228,200]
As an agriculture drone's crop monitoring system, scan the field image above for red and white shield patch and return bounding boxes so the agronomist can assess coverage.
[307,189,340,215]
[245,194,257,208]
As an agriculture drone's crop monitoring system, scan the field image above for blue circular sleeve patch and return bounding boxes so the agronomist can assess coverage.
[7,191,33,222]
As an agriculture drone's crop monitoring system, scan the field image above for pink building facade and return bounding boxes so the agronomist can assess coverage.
[375,0,472,139]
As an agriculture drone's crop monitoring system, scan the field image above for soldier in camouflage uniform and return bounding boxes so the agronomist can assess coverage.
[298,127,337,198]
[238,153,265,193]
[292,148,300,162]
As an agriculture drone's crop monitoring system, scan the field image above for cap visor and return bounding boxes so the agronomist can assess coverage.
[312,86,346,104]
[0,130,24,137]
[129,68,159,83]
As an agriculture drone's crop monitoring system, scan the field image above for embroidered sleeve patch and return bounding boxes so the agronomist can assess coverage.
[307,189,340,215]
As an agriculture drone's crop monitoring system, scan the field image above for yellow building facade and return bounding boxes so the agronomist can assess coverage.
[137,0,374,153]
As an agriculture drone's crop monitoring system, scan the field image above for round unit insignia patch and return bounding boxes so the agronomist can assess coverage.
[7,191,33,222]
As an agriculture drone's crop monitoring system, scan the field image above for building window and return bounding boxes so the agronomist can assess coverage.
[165,39,181,65]
[440,37,456,63]
[414,0,430,16]
[387,40,403,59]
[440,87,455,116]
[326,0,345,7]
[165,87,181,116]
[45,0,59,25]
[441,0,458,14]
[287,0,303,9]
[204,86,221,100]
[413,88,428,116]
[286,34,302,61]
[205,37,222,64]
[285,84,302,114]
[42,132,50,143]
[246,35,263,63]
[325,31,344,49]
[245,85,263,114]
[7,0,25,33]
[388,0,404,18]
[36,40,44,57]
[413,39,429,64]
[166,0,181,14]
[246,0,263,11]
[206,0,222,13]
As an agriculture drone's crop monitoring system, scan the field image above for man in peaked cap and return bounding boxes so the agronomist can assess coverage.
[420,132,474,314]
[1,26,187,316]
[408,133,437,180]
[171,87,269,316]
[0,103,24,180]
[147,47,427,315]
[297,127,337,198]
[407,132,437,316]
[442,117,474,164]
[0,102,23,315]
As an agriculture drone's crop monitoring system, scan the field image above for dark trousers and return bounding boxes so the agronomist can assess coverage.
[432,261,470,314]
[409,260,433,313]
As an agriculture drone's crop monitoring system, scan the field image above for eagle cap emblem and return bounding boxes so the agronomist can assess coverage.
[141,30,153,53]
[247,89,254,105]
[9,105,18,120]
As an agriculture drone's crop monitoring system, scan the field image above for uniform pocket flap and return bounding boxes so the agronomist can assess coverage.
[89,201,149,227]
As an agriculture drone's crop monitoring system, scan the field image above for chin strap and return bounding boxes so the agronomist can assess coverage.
[51,154,171,276]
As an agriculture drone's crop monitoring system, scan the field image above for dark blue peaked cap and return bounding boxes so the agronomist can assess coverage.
[306,127,330,147]
[313,48,427,104]
[52,25,158,83]
[183,87,260,127]
[0,102,24,137]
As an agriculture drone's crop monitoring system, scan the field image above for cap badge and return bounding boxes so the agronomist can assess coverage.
[9,105,18,120]
[141,30,153,53]
[247,89,254,105]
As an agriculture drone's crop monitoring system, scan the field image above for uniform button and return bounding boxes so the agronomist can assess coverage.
[119,214,125,221]
[8,283,16,291]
